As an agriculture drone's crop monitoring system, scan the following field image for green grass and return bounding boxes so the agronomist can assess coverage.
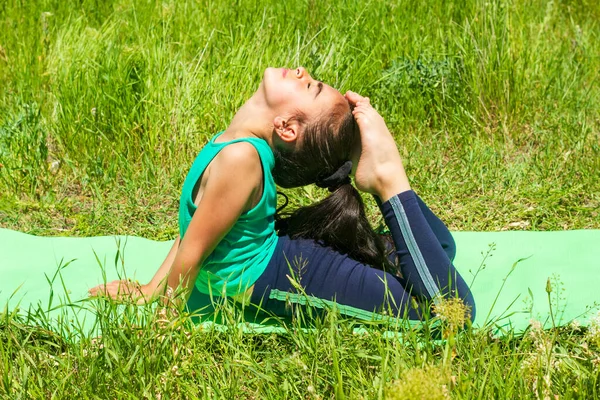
[1,288,600,398]
[1,0,599,397]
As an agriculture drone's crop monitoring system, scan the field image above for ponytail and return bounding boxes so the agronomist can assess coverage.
[276,183,393,270]
[272,102,394,273]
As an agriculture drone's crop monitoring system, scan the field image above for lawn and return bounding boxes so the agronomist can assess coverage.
[1,0,599,398]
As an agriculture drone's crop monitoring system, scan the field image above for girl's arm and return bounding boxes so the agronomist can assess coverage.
[147,235,180,294]
[89,141,263,304]
[164,140,262,300]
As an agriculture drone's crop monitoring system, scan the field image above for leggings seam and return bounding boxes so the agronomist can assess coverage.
[389,195,441,301]
[268,289,421,326]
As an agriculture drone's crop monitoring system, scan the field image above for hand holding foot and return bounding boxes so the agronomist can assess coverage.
[345,91,411,201]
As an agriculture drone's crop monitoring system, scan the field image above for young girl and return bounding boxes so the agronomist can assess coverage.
[89,67,475,321]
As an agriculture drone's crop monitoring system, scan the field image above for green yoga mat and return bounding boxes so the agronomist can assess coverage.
[1,228,598,335]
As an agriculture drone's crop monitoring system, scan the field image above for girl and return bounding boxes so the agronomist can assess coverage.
[89,67,475,321]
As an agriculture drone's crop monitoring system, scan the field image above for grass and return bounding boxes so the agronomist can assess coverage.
[1,0,599,397]
[1,288,600,398]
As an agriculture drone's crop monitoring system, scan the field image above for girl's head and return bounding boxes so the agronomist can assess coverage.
[259,67,358,187]
[261,67,349,131]
[267,67,394,272]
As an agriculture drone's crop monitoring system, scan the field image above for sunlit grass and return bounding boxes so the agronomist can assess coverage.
[1,285,599,398]
[1,0,599,397]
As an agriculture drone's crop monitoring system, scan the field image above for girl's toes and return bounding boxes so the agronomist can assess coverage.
[345,90,367,104]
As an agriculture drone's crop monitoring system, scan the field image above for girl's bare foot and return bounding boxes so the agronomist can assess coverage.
[345,91,411,201]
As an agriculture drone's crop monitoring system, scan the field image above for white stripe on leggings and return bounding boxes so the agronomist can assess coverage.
[389,195,441,301]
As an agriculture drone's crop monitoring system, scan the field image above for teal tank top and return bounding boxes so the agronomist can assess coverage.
[178,132,279,296]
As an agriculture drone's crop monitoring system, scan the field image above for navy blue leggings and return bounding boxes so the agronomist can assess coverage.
[250,190,475,321]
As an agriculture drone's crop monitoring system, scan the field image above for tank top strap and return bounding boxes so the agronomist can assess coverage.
[207,131,275,170]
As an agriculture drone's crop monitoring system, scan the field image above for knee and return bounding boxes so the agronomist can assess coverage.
[440,232,457,262]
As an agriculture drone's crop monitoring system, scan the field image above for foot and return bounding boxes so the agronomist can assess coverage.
[345,91,411,201]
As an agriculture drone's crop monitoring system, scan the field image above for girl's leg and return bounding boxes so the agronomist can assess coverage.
[382,192,457,289]
[414,194,456,261]
[380,191,472,310]
[251,190,475,320]
[251,235,423,319]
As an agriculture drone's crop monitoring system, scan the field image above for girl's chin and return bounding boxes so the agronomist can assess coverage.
[260,68,283,95]
[263,67,283,80]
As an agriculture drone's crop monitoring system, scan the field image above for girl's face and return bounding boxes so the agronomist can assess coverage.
[261,67,349,120]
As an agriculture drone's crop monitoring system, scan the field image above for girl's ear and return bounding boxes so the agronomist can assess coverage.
[274,116,299,143]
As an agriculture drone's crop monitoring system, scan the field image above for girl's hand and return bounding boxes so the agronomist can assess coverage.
[345,91,411,201]
[88,279,156,305]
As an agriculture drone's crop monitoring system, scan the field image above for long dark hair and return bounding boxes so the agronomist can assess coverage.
[273,101,394,272]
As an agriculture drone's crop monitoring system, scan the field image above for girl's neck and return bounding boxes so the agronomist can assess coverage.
[222,94,275,147]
